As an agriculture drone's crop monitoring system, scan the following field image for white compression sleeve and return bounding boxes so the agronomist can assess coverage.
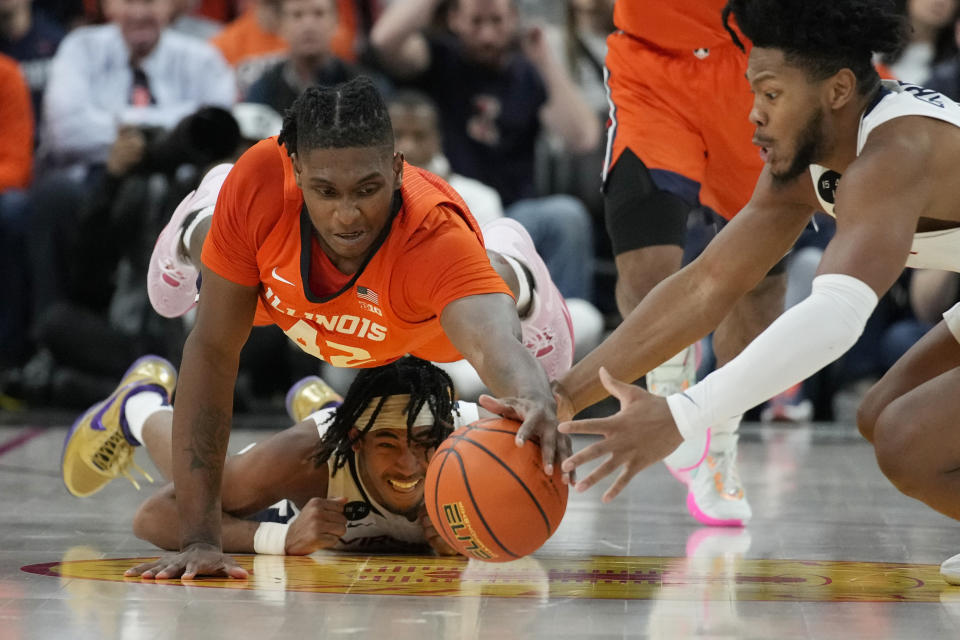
[666,274,879,440]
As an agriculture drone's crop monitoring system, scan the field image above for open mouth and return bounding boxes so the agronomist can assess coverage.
[388,478,422,492]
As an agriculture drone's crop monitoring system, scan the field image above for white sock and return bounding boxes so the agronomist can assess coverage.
[502,254,533,315]
[709,414,742,453]
[181,205,215,259]
[124,390,171,445]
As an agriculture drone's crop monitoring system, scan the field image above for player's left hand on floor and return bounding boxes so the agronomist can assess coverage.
[557,367,683,503]
[478,393,572,483]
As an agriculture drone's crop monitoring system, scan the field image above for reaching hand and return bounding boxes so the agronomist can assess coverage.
[284,497,348,555]
[125,542,248,580]
[477,393,571,483]
[557,367,684,503]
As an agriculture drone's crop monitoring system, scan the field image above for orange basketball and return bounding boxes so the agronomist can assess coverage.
[424,417,568,562]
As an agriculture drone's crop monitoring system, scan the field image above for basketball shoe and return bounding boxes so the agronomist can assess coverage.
[482,218,575,381]
[647,343,710,485]
[686,435,752,527]
[285,376,343,423]
[941,553,960,585]
[61,356,176,497]
[147,163,232,318]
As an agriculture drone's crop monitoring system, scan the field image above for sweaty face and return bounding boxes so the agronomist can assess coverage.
[389,104,441,169]
[279,0,338,60]
[447,0,517,68]
[294,146,402,273]
[747,48,829,184]
[355,427,435,517]
[105,0,173,59]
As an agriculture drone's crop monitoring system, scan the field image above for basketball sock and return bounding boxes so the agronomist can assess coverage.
[181,205,215,264]
[502,254,534,317]
[708,414,742,454]
[124,390,171,446]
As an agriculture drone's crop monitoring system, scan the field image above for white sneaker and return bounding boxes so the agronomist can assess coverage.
[647,343,707,485]
[686,438,752,527]
[941,553,960,585]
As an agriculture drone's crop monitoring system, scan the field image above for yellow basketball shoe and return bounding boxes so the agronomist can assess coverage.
[61,356,176,497]
[285,376,343,423]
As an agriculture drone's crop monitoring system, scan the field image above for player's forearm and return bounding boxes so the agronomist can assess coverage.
[133,488,260,554]
[558,264,734,416]
[369,0,437,59]
[172,333,240,549]
[538,57,601,153]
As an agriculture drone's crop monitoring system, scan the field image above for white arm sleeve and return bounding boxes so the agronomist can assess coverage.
[666,273,879,440]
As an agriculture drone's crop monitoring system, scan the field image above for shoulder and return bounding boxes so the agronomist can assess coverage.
[220,139,290,221]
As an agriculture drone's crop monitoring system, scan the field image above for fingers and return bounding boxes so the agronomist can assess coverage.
[573,456,620,493]
[561,437,612,473]
[124,560,162,577]
[556,434,574,484]
[597,367,634,402]
[478,394,523,422]
[538,419,557,476]
[558,416,616,437]
[601,465,640,504]
[227,565,250,579]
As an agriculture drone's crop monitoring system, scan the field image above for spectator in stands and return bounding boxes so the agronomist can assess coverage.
[885,0,959,84]
[169,0,222,40]
[0,53,33,367]
[370,0,600,301]
[0,0,65,126]
[926,14,960,98]
[246,0,355,114]
[210,0,286,96]
[41,0,235,173]
[29,0,234,333]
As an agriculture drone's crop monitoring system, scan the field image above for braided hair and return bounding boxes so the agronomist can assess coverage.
[277,76,394,156]
[313,357,458,472]
[722,0,908,95]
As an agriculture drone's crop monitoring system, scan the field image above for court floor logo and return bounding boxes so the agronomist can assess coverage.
[21,554,949,602]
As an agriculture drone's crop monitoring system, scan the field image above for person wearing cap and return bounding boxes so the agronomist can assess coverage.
[64,356,475,558]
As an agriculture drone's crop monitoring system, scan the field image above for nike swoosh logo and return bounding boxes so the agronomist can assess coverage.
[346,522,375,529]
[271,267,295,287]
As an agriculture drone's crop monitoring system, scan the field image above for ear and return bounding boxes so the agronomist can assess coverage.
[292,152,303,189]
[393,152,404,190]
[349,427,362,453]
[826,68,857,111]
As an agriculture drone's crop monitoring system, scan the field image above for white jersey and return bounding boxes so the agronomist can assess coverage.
[809,80,960,273]
[257,401,479,552]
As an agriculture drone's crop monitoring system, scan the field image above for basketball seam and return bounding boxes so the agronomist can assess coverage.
[450,433,554,534]
[431,448,461,551]
[446,448,519,559]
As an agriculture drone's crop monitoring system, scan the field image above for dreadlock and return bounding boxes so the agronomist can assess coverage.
[722,0,908,95]
[312,357,458,472]
[277,76,394,156]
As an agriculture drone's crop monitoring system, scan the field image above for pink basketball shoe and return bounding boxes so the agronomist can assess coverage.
[147,163,233,318]
[483,218,575,380]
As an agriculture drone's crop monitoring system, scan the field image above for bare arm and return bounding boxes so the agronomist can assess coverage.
[440,292,565,472]
[133,420,331,554]
[368,0,439,77]
[525,25,600,153]
[158,267,258,578]
[555,167,816,419]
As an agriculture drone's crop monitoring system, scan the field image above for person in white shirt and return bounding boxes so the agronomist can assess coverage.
[41,0,235,171]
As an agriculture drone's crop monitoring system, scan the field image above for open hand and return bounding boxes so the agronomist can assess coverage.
[557,367,683,503]
[478,393,571,483]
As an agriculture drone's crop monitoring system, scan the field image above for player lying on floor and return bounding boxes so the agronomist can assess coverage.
[62,356,482,568]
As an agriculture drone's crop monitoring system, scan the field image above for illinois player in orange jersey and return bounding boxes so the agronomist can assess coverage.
[562,0,790,527]
[136,77,572,579]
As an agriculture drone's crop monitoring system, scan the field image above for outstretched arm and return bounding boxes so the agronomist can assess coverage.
[441,292,566,475]
[368,0,439,77]
[555,166,815,420]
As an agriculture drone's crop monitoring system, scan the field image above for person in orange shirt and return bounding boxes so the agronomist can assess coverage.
[564,0,788,527]
[210,0,287,95]
[0,53,34,366]
[111,76,570,579]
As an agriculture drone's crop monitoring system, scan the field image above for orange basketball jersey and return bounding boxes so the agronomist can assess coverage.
[202,139,511,367]
[614,0,741,51]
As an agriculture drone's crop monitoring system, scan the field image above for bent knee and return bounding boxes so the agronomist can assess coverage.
[857,380,895,443]
[872,401,922,492]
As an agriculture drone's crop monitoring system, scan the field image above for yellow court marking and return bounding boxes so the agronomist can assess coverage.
[22,554,949,602]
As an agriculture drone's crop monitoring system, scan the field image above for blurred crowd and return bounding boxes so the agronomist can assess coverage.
[0,0,958,421]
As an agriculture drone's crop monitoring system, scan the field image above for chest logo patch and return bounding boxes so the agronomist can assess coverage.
[344,501,372,521]
[817,170,842,205]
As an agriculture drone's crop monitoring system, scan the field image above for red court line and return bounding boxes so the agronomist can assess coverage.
[0,427,46,458]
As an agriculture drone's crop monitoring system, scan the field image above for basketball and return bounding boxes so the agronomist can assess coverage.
[424,417,568,562]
